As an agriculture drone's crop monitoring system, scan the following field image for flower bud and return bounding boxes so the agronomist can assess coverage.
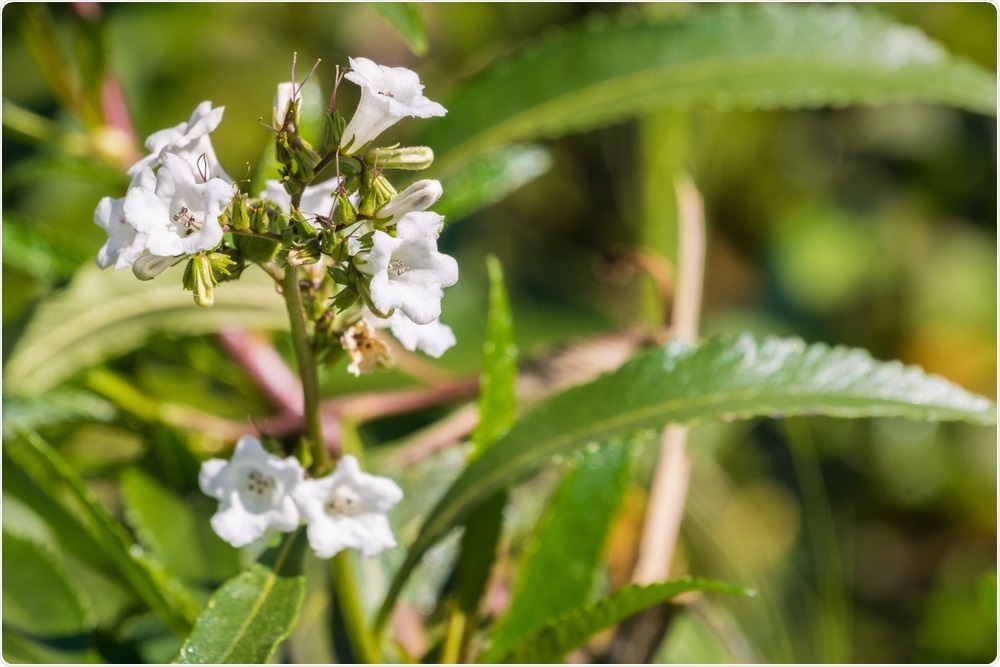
[376,179,443,225]
[224,192,251,231]
[364,145,435,171]
[273,82,299,129]
[132,253,180,280]
[183,254,216,307]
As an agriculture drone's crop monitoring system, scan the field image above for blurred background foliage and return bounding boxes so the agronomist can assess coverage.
[2,2,996,663]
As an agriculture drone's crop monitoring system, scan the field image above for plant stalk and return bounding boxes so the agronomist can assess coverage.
[281,264,330,474]
[331,550,382,663]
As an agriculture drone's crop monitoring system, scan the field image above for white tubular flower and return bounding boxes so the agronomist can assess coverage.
[293,455,403,559]
[128,101,229,181]
[94,169,156,270]
[339,57,446,155]
[261,177,341,227]
[376,179,443,226]
[124,153,235,257]
[362,211,458,325]
[199,435,304,548]
[364,308,456,358]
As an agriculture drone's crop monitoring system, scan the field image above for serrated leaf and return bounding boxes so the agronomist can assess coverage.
[481,441,634,663]
[493,578,753,663]
[3,264,288,397]
[377,333,996,623]
[444,257,518,656]
[1,387,116,439]
[4,431,199,636]
[436,144,552,221]
[424,4,997,177]
[469,256,518,457]
[371,3,428,55]
[2,530,92,636]
[174,530,308,664]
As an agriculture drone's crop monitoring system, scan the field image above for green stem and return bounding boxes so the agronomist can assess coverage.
[282,264,330,475]
[331,550,382,663]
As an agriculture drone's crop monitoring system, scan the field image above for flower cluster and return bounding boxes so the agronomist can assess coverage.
[199,435,402,558]
[93,56,458,370]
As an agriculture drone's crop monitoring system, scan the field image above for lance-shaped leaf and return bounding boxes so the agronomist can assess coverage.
[174,529,308,664]
[491,578,753,663]
[371,3,428,56]
[441,257,518,659]
[422,4,997,177]
[3,265,287,397]
[480,441,634,663]
[5,432,199,636]
[377,333,997,625]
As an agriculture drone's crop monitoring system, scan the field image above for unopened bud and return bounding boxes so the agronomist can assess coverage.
[132,253,179,281]
[377,179,443,224]
[365,145,435,171]
[183,254,216,308]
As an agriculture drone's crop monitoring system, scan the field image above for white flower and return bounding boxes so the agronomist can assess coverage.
[124,153,235,257]
[94,169,157,270]
[362,211,458,325]
[339,57,446,155]
[199,435,304,548]
[376,179,443,226]
[128,101,229,181]
[261,177,341,228]
[293,455,403,558]
[364,307,456,358]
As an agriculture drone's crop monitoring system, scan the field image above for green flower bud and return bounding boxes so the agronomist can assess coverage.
[364,145,435,171]
[183,254,216,308]
[225,193,251,231]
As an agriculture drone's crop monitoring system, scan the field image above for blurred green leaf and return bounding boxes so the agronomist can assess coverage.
[2,530,92,636]
[3,265,287,397]
[493,578,753,663]
[174,529,307,664]
[371,3,428,55]
[424,4,997,176]
[379,333,997,620]
[5,431,199,636]
[480,441,634,663]
[1,628,102,664]
[2,387,116,439]
[120,467,241,587]
[436,144,552,221]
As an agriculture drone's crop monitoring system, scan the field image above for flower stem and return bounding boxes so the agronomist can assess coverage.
[331,550,382,663]
[282,264,331,475]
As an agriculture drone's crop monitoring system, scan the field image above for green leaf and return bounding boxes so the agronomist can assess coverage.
[1,388,116,439]
[424,4,997,177]
[436,144,552,221]
[371,3,428,55]
[492,578,753,663]
[378,333,996,622]
[481,441,634,663]
[469,256,519,457]
[120,467,241,586]
[4,431,199,636]
[174,529,308,664]
[3,265,288,397]
[441,257,518,657]
[2,530,91,636]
